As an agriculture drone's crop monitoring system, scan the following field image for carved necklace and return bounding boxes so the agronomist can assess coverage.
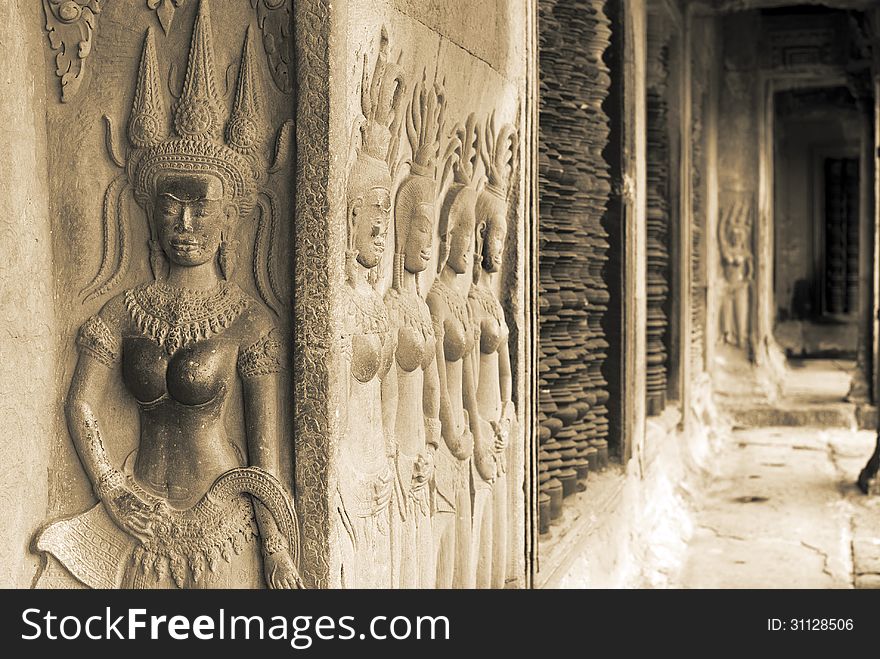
[342,283,389,337]
[468,284,504,323]
[125,281,249,354]
[386,288,434,340]
[431,277,470,329]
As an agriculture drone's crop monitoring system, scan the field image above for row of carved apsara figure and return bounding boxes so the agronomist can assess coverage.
[337,28,520,588]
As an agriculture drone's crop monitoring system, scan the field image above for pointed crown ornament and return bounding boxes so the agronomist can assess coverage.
[82,0,291,314]
[128,0,264,216]
[478,111,517,201]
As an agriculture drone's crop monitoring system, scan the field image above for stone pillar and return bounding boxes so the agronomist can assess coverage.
[0,0,54,587]
[858,68,880,494]
[847,88,875,404]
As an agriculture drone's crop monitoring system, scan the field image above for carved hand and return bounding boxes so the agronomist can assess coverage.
[97,470,157,542]
[373,472,394,511]
[494,401,517,453]
[491,419,509,453]
[414,445,435,485]
[447,427,474,461]
[264,549,306,589]
[474,445,497,483]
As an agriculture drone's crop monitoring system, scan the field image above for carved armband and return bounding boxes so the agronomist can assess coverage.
[76,315,120,368]
[238,329,283,379]
[95,469,126,501]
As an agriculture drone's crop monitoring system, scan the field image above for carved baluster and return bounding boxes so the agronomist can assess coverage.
[585,1,611,470]
[825,159,843,314]
[537,1,614,534]
[844,159,860,314]
[691,74,707,374]
[645,19,670,416]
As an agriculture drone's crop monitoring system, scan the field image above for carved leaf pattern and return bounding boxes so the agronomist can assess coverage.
[42,0,104,102]
[251,0,293,93]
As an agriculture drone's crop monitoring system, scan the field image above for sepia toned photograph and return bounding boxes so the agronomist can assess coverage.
[0,0,878,615]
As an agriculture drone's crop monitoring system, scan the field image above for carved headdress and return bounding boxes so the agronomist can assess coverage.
[82,0,290,313]
[474,112,517,278]
[437,113,480,273]
[346,27,407,283]
[391,72,448,291]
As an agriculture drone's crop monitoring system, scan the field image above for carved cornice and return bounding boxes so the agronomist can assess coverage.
[42,0,104,102]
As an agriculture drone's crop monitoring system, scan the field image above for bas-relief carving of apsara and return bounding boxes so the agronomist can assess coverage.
[35,0,303,590]
[340,26,521,589]
[470,114,518,589]
[719,192,754,350]
[336,26,404,589]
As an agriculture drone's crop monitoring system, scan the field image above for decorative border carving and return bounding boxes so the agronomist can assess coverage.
[293,0,332,588]
[252,0,293,93]
[42,0,103,102]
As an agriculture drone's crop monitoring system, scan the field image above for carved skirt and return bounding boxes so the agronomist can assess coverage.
[334,458,393,588]
[35,491,264,589]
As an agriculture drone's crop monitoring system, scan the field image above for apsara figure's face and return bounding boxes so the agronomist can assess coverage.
[446,191,476,276]
[404,202,434,274]
[154,173,231,268]
[353,185,392,269]
[482,216,507,274]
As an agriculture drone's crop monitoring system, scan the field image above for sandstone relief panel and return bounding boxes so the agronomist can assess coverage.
[33,0,529,590]
[332,19,526,588]
[35,0,302,589]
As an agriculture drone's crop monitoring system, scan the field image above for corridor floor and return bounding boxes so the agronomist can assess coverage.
[675,426,880,588]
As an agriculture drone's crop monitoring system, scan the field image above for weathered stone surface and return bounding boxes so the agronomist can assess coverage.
[0,0,54,588]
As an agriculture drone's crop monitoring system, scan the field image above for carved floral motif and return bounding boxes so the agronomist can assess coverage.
[147,0,187,35]
[42,0,104,102]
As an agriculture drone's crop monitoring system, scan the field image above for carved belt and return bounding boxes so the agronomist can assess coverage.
[36,467,301,589]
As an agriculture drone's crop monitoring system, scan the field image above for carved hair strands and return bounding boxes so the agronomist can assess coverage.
[80,175,132,303]
[478,111,518,199]
[359,26,407,177]
[405,71,447,177]
[452,113,480,187]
